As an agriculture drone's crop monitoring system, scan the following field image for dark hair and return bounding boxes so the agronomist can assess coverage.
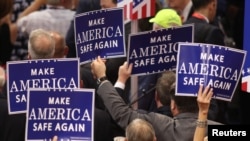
[169,85,198,113]
[192,0,214,10]
[0,0,13,19]
[155,71,175,106]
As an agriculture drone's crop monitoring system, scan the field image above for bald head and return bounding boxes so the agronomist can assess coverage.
[28,29,55,59]
[50,31,68,58]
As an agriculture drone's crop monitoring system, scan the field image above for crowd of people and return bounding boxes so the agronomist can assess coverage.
[0,0,247,141]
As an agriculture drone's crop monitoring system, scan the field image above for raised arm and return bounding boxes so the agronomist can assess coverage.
[193,85,213,141]
[91,56,148,129]
[113,61,132,103]
[18,0,46,20]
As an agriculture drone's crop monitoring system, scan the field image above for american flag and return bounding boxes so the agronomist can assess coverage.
[117,0,133,24]
[242,0,250,93]
[131,0,155,20]
[242,69,250,93]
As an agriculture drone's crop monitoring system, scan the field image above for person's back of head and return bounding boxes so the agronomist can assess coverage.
[28,28,55,59]
[192,0,217,21]
[169,82,198,114]
[125,119,156,141]
[50,31,68,58]
[192,0,214,10]
[155,71,176,106]
[156,70,198,115]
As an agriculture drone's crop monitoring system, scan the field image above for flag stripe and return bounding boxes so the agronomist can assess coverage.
[131,0,155,20]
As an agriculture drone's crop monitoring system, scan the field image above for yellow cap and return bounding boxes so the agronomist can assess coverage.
[149,9,182,28]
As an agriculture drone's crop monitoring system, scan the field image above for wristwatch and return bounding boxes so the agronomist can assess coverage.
[97,76,108,85]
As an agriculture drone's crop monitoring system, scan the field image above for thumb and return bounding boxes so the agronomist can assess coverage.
[52,136,58,141]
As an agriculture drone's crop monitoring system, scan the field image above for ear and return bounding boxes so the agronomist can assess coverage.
[170,100,175,110]
[64,46,69,57]
[27,53,31,59]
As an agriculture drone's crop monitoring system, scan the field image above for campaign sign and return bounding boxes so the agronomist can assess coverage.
[7,58,80,114]
[26,88,95,141]
[127,24,193,76]
[74,7,126,64]
[176,43,247,101]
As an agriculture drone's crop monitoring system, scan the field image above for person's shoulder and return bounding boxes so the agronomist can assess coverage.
[147,111,173,121]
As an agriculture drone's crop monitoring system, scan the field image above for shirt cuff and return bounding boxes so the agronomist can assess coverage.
[114,81,125,90]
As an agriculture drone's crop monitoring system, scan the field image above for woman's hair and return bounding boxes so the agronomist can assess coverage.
[0,0,13,19]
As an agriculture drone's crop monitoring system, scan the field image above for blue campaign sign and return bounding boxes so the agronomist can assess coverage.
[74,7,126,64]
[7,58,80,114]
[26,88,95,141]
[176,43,247,101]
[127,24,193,76]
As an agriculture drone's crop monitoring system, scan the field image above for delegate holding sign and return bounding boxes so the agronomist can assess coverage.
[7,58,80,114]
[127,24,193,76]
[176,42,247,101]
[74,7,126,64]
[26,88,95,141]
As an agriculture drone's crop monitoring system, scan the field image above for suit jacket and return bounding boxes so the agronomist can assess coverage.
[0,97,26,141]
[184,16,225,46]
[94,108,125,141]
[97,81,222,141]
[184,16,228,123]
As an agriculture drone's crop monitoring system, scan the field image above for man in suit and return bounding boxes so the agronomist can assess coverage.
[184,0,224,45]
[184,0,226,123]
[91,56,221,141]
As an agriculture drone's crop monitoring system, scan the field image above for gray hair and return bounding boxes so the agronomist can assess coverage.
[28,29,55,59]
[126,118,156,141]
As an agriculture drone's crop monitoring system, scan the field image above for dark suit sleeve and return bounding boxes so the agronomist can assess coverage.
[0,98,26,141]
[205,27,225,46]
[97,81,172,129]
[115,87,129,104]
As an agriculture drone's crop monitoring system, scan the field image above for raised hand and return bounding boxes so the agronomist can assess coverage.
[117,61,133,84]
[197,85,213,115]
